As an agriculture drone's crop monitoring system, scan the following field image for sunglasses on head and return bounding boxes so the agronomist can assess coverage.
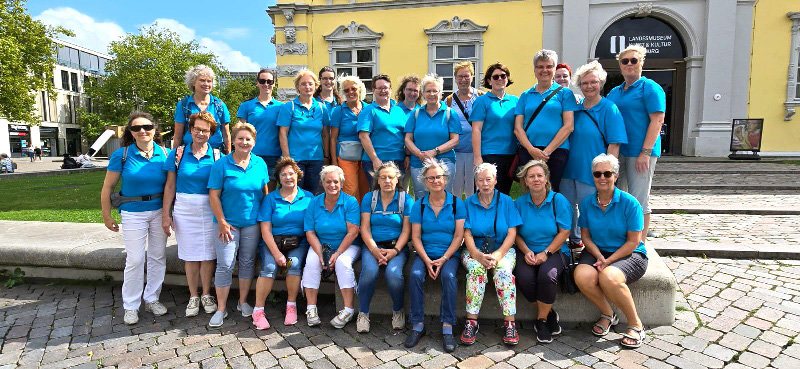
[491,73,508,81]
[258,78,274,85]
[593,171,615,178]
[620,57,639,65]
[129,124,155,132]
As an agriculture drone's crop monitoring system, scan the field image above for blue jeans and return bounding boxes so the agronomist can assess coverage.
[214,224,260,287]
[358,246,408,314]
[297,160,323,195]
[409,158,455,200]
[409,255,459,325]
[559,178,596,243]
[362,159,407,189]
[257,155,280,182]
[258,241,308,278]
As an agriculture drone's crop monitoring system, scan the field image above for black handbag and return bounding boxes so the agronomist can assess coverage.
[274,235,302,253]
[552,201,579,294]
[376,239,398,249]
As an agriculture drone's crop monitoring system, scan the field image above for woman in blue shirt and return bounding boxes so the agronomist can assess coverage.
[173,65,231,153]
[446,62,483,199]
[252,158,313,329]
[404,74,462,199]
[513,160,572,344]
[162,112,220,319]
[100,111,169,326]
[460,163,523,347]
[471,63,519,195]
[207,123,269,328]
[575,154,648,349]
[513,49,579,193]
[356,161,414,333]
[561,61,627,249]
[329,76,369,200]
[406,159,466,353]
[358,74,409,186]
[278,69,329,194]
[314,66,342,165]
[302,166,361,329]
[237,68,283,191]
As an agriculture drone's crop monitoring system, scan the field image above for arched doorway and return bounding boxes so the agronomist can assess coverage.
[595,16,687,155]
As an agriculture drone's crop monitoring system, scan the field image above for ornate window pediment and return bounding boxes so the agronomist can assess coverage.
[324,22,383,97]
[425,16,488,94]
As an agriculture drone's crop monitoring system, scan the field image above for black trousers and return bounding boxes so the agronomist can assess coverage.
[482,154,516,195]
[517,147,569,193]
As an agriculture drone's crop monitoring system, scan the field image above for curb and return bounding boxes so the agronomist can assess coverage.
[655,169,800,174]
[651,208,800,215]
[652,241,800,260]
[652,184,800,190]
[0,166,106,180]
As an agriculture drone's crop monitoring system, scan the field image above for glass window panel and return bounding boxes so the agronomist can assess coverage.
[435,46,453,60]
[336,50,352,64]
[60,70,69,90]
[336,67,353,77]
[69,47,79,66]
[363,80,373,91]
[458,45,476,58]
[443,77,453,92]
[435,64,452,78]
[99,58,107,75]
[357,67,372,80]
[796,83,800,100]
[79,51,92,69]
[71,73,79,92]
[90,55,99,71]
[57,46,69,63]
[356,49,372,63]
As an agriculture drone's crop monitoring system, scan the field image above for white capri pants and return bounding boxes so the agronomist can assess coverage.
[173,193,216,261]
[121,209,168,310]
[302,244,361,289]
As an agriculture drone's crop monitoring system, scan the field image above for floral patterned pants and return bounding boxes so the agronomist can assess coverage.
[461,248,517,316]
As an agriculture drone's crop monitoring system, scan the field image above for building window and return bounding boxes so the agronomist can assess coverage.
[40,91,48,122]
[333,49,375,90]
[787,12,800,121]
[425,16,488,95]
[61,70,70,90]
[324,22,383,96]
[70,72,79,92]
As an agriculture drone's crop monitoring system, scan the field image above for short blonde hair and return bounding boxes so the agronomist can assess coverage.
[453,61,474,76]
[293,69,319,91]
[516,159,552,192]
[338,75,367,101]
[184,65,216,92]
[572,60,608,88]
[617,44,647,61]
[421,74,444,93]
[231,123,257,140]
[319,165,346,186]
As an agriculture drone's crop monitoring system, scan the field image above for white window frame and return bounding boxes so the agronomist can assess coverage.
[425,16,488,96]
[324,22,383,99]
[786,12,800,121]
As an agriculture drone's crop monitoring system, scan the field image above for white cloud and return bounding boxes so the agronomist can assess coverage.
[211,28,251,40]
[34,7,126,54]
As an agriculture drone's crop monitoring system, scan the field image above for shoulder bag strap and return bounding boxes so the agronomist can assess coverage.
[523,86,564,133]
[580,110,607,147]
[452,94,470,122]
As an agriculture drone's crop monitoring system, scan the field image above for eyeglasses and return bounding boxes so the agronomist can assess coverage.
[129,124,154,132]
[343,87,358,93]
[320,77,335,82]
[491,73,508,81]
[580,80,601,87]
[374,86,391,91]
[620,58,639,65]
[191,127,211,135]
[425,174,447,182]
[456,75,472,81]
[592,171,615,178]
[257,78,274,85]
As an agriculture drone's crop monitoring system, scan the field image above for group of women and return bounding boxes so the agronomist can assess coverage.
[100,44,664,352]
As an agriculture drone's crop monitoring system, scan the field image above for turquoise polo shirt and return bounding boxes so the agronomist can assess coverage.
[108,144,169,212]
[396,102,419,117]
[578,188,647,257]
[404,102,463,168]
[361,190,415,243]
[464,190,523,252]
[329,102,365,156]
[606,76,666,158]
[563,98,628,186]
[237,98,284,157]
[357,102,407,162]
[258,189,313,241]
[174,95,231,149]
[163,144,217,194]
[315,96,337,121]
[514,84,579,150]
[514,191,572,254]
[207,153,268,228]
[304,193,361,246]
[276,98,329,161]
[409,192,467,259]
[470,92,519,155]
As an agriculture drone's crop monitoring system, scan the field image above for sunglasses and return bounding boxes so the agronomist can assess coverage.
[592,171,615,178]
[491,73,508,81]
[620,58,639,65]
[343,87,358,93]
[258,78,274,85]
[129,124,155,132]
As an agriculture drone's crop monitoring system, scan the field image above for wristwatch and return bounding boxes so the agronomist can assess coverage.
[435,147,441,155]
[393,247,401,254]
[545,250,553,257]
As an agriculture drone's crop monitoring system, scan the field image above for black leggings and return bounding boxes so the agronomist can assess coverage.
[517,147,569,193]
[482,154,516,195]
[513,250,566,304]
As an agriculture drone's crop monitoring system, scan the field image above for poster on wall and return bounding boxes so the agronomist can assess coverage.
[729,119,763,152]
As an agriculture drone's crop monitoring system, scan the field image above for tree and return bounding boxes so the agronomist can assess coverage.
[218,77,259,120]
[82,25,225,135]
[0,0,71,124]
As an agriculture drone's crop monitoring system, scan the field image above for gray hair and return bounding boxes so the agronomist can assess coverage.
[474,162,498,178]
[572,60,608,88]
[371,161,402,190]
[591,154,620,174]
[421,73,444,93]
[184,65,216,92]
[338,75,367,101]
[319,165,346,186]
[418,158,450,185]
[533,49,558,66]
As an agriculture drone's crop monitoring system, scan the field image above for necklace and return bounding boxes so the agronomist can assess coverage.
[478,192,493,207]
[137,144,154,159]
[597,194,611,207]
[531,191,547,207]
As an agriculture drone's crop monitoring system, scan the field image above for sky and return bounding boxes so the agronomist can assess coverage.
[26,0,279,71]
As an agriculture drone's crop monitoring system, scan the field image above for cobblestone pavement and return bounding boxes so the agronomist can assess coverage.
[650,194,800,210]
[656,162,800,172]
[651,214,800,245]
[1,257,799,369]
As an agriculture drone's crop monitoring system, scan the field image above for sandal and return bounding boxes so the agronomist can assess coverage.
[592,313,619,337]
[620,326,646,349]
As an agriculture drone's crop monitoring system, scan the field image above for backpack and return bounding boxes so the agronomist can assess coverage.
[370,190,406,214]
[181,95,225,127]
[419,193,457,219]
[174,144,222,171]
[414,105,452,122]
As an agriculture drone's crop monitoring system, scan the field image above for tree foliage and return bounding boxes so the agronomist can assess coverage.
[218,77,260,120]
[0,0,71,124]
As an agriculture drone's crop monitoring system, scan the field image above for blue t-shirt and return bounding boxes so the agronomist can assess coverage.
[357,102,407,162]
[448,89,480,153]
[578,188,647,257]
[315,96,337,121]
[107,144,169,212]
[409,192,467,259]
[174,95,231,148]
[361,190,415,243]
[237,98,284,157]
[404,102,463,168]
[329,101,365,156]
[470,92,519,155]
[207,153,269,228]
[606,76,666,158]
[515,191,572,254]
[163,144,217,194]
[514,84,579,150]
[276,98,330,161]
[396,102,419,117]
[563,98,628,186]
[464,190,523,251]
[304,192,361,247]
[258,188,314,241]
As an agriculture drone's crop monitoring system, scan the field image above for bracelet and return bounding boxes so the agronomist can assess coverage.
[640,148,653,156]
[393,247,401,254]
[435,147,441,155]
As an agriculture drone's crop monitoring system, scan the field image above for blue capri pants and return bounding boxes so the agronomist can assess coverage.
[214,224,260,287]
[258,241,309,278]
[358,247,408,314]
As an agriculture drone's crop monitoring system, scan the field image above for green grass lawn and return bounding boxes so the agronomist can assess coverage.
[0,171,119,223]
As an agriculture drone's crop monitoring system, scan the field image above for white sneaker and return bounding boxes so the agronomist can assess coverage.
[201,295,217,314]
[331,309,354,329]
[392,310,406,330]
[185,297,200,317]
[123,310,139,325]
[356,312,370,333]
[306,306,321,327]
[237,302,254,317]
[145,301,168,316]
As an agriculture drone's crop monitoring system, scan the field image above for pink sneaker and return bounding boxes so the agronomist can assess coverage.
[252,309,270,330]
[284,305,298,325]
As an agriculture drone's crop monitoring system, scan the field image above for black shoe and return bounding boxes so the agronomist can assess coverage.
[534,319,552,343]
[405,328,426,348]
[460,320,479,345]
[442,333,457,353]
[547,309,562,336]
